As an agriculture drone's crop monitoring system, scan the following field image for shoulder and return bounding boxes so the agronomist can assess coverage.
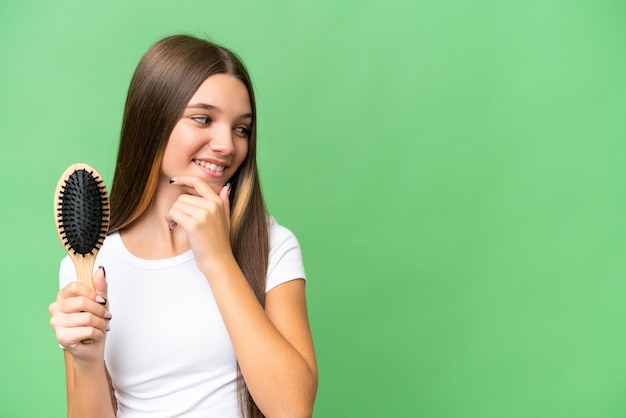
[267,216,304,264]
[268,216,300,249]
[266,216,307,291]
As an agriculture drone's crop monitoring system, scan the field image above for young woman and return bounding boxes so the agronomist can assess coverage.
[49,34,318,418]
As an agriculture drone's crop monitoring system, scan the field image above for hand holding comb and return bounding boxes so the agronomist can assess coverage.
[54,163,110,290]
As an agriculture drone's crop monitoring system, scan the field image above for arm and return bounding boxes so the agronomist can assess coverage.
[50,267,116,418]
[205,261,318,418]
[168,177,318,417]
[64,351,117,418]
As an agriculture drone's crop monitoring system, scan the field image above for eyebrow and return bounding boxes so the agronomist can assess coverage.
[187,102,253,120]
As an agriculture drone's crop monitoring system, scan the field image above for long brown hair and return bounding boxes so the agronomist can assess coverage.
[108,34,268,418]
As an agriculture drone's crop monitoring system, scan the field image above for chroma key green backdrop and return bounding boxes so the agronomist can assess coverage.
[1,1,626,417]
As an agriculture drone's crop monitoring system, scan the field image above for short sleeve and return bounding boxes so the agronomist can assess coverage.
[265,217,306,292]
[59,256,77,289]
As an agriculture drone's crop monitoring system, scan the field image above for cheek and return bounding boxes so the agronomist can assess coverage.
[159,146,177,177]
[160,129,191,173]
[235,140,249,164]
[167,124,195,149]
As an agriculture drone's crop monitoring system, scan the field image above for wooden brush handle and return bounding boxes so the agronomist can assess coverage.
[70,253,97,290]
[70,253,98,344]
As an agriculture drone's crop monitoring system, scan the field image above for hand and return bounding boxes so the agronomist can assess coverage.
[167,176,233,271]
[49,266,111,364]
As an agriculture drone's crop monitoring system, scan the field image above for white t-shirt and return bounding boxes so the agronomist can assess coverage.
[59,217,306,418]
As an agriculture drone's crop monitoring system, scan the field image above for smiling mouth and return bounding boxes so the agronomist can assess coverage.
[193,159,226,173]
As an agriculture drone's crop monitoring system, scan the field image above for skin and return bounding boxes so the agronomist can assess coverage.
[49,74,318,417]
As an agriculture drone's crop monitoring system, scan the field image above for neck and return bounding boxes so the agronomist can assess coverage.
[119,181,191,259]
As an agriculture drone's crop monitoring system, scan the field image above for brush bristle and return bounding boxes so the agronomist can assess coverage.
[56,168,109,256]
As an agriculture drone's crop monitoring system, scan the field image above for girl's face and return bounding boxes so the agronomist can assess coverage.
[160,73,252,194]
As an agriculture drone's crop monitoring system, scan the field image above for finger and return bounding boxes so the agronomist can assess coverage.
[51,287,99,317]
[168,203,212,231]
[56,280,96,302]
[54,295,109,320]
[168,177,220,230]
[169,176,217,199]
[51,310,110,347]
[93,266,108,307]
[169,197,225,226]
[173,195,223,215]
[52,311,110,331]
[175,193,221,207]
[56,325,107,347]
[219,183,231,222]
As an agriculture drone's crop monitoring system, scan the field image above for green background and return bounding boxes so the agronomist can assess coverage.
[2,1,626,417]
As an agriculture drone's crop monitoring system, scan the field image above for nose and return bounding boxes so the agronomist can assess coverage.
[209,124,235,156]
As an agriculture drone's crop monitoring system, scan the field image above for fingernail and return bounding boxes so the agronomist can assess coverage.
[105,311,112,320]
[226,182,231,195]
[96,296,107,305]
[99,265,106,277]
[106,324,111,332]
[169,178,176,184]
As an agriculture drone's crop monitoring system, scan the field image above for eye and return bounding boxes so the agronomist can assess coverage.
[192,116,211,125]
[234,126,251,138]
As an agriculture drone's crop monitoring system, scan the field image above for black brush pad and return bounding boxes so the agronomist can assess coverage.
[59,169,108,255]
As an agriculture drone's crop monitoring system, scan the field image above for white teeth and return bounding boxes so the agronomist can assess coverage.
[194,160,225,172]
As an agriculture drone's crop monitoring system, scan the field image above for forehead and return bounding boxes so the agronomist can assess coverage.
[188,74,251,114]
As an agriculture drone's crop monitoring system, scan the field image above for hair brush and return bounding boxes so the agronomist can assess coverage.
[54,163,110,291]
